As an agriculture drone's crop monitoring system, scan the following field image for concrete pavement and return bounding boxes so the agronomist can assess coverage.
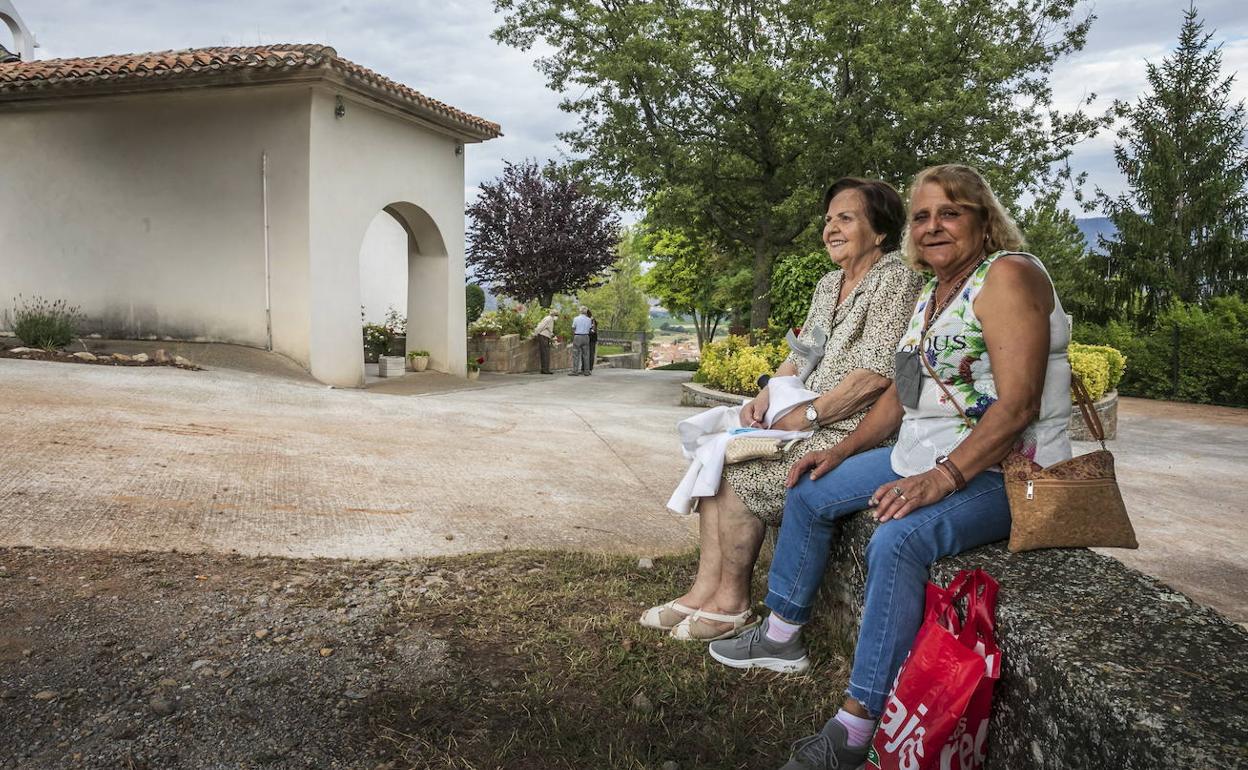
[0,351,1244,623]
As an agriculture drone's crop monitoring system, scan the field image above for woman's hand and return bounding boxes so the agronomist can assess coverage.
[786,448,845,487]
[770,406,813,432]
[740,387,771,428]
[869,470,955,522]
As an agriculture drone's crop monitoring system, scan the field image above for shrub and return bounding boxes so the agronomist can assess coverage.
[465,283,486,324]
[363,323,393,359]
[1068,346,1110,402]
[1070,343,1126,391]
[12,295,81,350]
[1075,296,1248,406]
[471,302,534,338]
[696,335,788,395]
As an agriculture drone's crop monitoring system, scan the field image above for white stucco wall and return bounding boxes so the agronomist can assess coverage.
[307,87,467,386]
[0,87,313,363]
[359,211,409,325]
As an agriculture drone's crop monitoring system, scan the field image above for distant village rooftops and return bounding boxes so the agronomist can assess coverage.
[0,43,501,140]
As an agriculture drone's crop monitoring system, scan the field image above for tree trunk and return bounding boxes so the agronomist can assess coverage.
[539,292,554,310]
[749,236,774,342]
[692,310,707,350]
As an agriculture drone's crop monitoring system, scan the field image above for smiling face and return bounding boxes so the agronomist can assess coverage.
[908,182,988,276]
[823,188,883,268]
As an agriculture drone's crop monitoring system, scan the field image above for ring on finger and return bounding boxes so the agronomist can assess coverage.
[891,486,904,498]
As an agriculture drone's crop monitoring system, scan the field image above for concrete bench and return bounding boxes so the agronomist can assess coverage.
[788,513,1248,769]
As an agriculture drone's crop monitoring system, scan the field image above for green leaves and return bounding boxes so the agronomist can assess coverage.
[494,0,1108,331]
[1098,6,1248,325]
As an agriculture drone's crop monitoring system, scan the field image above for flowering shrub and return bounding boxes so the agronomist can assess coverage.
[694,335,788,396]
[467,356,485,372]
[363,324,393,360]
[1070,343,1126,392]
[12,295,81,350]
[469,302,534,337]
[1068,346,1111,403]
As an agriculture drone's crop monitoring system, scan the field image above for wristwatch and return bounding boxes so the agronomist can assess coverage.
[805,403,819,428]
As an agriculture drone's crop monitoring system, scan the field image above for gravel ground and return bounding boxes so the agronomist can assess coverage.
[0,546,457,770]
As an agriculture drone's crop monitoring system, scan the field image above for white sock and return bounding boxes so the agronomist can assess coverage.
[763,614,802,643]
[834,709,877,748]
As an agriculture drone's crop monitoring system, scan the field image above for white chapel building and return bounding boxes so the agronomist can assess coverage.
[0,21,500,386]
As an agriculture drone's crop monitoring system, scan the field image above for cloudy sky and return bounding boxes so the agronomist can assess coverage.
[10,0,1248,218]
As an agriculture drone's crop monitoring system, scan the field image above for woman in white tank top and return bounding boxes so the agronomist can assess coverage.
[706,165,1074,768]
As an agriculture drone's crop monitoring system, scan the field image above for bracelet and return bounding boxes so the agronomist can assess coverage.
[935,455,967,491]
[932,463,959,497]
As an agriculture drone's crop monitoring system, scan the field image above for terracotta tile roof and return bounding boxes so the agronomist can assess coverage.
[0,44,500,139]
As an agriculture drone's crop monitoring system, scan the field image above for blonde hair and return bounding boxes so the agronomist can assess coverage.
[902,164,1025,270]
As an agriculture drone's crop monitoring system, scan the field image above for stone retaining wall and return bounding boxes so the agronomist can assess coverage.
[680,381,747,408]
[787,515,1248,768]
[466,334,570,373]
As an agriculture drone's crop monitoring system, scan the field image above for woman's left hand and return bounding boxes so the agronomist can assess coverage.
[770,406,813,432]
[869,470,954,522]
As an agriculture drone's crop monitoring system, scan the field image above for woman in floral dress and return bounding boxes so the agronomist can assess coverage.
[640,178,926,641]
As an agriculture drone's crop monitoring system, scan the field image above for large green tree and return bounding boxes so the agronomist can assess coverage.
[579,229,652,331]
[494,0,1104,332]
[642,227,749,348]
[1098,5,1248,325]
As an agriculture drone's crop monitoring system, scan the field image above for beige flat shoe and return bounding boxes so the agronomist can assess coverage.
[670,608,759,641]
[639,600,697,631]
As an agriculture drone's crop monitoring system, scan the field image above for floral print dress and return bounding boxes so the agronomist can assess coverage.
[723,251,926,525]
[890,251,1073,477]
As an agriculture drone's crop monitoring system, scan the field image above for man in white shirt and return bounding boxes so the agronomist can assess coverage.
[533,309,558,374]
[570,306,593,376]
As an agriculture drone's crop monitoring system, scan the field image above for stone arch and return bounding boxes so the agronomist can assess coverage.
[375,202,450,372]
[0,1,36,61]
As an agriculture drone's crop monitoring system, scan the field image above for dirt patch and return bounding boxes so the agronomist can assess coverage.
[1,547,850,769]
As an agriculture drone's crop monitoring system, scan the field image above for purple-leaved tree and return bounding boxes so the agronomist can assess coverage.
[466,160,620,309]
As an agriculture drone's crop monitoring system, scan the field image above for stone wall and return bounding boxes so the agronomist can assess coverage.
[780,515,1248,769]
[466,334,570,373]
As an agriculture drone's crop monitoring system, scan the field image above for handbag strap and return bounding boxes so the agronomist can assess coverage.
[918,343,1106,451]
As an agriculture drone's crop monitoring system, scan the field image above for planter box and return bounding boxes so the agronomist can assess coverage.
[377,355,407,378]
[1069,389,1118,441]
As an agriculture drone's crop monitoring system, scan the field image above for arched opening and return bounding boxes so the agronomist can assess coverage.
[355,202,450,376]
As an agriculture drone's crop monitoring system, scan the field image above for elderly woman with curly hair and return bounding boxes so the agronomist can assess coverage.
[708,164,1074,770]
[640,177,927,641]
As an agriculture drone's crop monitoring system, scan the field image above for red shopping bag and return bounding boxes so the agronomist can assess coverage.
[866,569,1002,770]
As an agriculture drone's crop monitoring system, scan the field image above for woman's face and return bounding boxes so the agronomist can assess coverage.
[908,182,988,274]
[823,188,882,267]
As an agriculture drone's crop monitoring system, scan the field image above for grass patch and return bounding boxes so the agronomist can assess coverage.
[653,360,699,371]
[383,550,850,769]
[596,344,628,356]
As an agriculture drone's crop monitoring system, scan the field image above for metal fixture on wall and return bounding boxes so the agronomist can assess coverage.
[334,96,346,119]
[454,142,464,157]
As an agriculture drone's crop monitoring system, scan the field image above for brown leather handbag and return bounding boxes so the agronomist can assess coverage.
[924,359,1138,553]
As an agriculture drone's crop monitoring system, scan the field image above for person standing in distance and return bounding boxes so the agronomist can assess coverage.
[533,309,558,374]
[570,306,593,376]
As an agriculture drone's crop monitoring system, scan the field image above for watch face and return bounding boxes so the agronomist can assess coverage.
[806,404,818,422]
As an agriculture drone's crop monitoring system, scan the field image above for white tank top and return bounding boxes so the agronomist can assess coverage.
[890,251,1073,477]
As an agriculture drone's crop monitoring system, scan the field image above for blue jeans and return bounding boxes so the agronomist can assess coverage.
[765,446,1010,716]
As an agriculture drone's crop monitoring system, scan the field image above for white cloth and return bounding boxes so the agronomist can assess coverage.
[533,314,555,339]
[666,404,812,515]
[572,314,592,335]
[762,375,822,427]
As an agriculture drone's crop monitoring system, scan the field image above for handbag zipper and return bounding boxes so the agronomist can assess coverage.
[1023,478,1111,501]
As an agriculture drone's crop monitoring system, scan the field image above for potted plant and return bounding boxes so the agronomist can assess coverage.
[466,356,484,381]
[407,349,431,372]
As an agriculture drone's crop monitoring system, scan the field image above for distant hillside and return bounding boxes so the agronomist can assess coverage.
[1076,217,1116,252]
